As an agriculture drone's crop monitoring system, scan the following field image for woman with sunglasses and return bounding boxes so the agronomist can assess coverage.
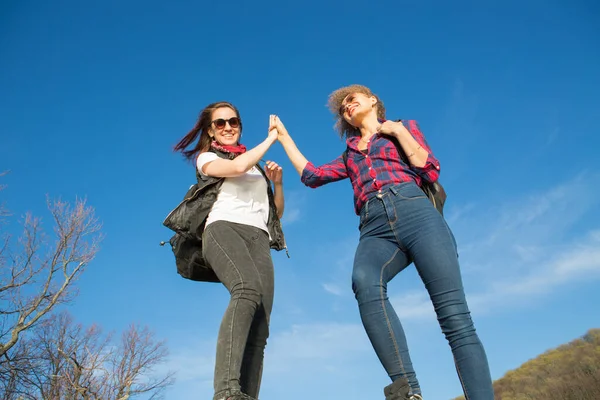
[271,85,493,400]
[173,102,286,400]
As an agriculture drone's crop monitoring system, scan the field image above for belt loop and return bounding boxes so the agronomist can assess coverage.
[389,186,398,196]
[364,199,369,216]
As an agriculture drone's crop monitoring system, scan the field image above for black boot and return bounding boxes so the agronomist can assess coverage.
[227,394,257,400]
[384,377,411,400]
[215,391,257,400]
[229,395,257,400]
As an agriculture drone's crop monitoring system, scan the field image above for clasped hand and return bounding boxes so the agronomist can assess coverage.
[268,115,289,141]
[264,115,283,184]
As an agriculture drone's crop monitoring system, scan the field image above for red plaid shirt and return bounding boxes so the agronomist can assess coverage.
[301,120,441,215]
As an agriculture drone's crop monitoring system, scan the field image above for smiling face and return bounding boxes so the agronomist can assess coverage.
[339,92,378,127]
[209,106,241,146]
[328,84,386,138]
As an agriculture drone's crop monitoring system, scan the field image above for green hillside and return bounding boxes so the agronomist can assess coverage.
[453,328,600,400]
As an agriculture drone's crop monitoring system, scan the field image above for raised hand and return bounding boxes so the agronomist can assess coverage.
[268,114,279,142]
[376,120,404,137]
[264,160,283,184]
[270,115,290,140]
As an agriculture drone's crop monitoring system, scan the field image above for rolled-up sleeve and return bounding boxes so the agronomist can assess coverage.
[404,120,440,183]
[301,156,348,188]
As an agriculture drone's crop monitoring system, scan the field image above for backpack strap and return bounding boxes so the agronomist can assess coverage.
[341,148,348,166]
[346,119,446,215]
[393,119,411,165]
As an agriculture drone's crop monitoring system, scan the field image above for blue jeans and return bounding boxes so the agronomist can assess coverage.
[352,182,494,400]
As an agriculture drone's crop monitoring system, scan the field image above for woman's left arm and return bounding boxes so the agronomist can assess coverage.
[265,161,285,219]
[378,119,441,182]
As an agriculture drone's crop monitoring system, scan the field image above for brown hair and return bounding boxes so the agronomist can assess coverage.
[173,101,243,160]
[327,84,386,138]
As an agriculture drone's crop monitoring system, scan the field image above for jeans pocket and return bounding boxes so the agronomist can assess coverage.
[359,202,369,229]
[394,183,427,200]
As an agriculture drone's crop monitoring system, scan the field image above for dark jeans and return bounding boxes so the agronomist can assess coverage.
[202,221,274,400]
[352,182,494,400]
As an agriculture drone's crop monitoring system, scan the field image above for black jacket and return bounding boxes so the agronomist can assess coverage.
[163,150,287,282]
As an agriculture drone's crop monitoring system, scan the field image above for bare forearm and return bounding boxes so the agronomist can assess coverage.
[233,137,276,172]
[279,135,309,176]
[273,183,284,219]
[394,125,429,168]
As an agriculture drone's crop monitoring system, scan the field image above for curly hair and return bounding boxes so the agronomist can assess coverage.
[327,84,386,138]
[173,101,243,160]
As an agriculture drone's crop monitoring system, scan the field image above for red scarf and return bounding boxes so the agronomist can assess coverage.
[210,140,247,156]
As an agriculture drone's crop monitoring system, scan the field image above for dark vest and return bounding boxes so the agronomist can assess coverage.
[163,150,287,282]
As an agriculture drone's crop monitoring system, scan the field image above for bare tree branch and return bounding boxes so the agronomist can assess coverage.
[0,197,102,358]
[0,179,172,399]
[108,325,175,400]
[1,313,174,399]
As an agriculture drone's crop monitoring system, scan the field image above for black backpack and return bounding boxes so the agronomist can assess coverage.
[341,129,447,216]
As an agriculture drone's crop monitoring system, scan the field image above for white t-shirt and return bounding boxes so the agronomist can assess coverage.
[196,152,270,234]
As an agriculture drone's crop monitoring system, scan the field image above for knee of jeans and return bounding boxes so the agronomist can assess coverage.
[439,311,477,343]
[247,330,269,348]
[230,283,263,306]
[352,269,384,299]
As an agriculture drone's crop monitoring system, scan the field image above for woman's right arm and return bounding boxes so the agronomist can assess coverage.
[273,116,348,187]
[201,116,279,178]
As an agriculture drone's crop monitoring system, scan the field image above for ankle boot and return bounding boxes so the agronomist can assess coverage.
[384,377,411,400]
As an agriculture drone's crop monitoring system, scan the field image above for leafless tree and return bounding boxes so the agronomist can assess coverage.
[0,180,173,399]
[0,197,102,359]
[1,312,174,399]
[103,324,174,400]
[29,312,111,399]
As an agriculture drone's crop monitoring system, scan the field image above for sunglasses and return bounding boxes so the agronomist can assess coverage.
[211,117,241,130]
[339,94,357,116]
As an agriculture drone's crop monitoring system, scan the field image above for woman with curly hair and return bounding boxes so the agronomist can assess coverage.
[272,85,493,400]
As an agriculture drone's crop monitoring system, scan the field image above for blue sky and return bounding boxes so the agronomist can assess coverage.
[1,0,599,399]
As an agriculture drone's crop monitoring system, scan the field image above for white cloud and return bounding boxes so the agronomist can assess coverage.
[156,339,215,383]
[391,291,435,320]
[389,174,600,321]
[160,322,372,399]
[280,190,307,225]
[319,238,356,298]
[322,283,344,296]
[445,202,476,226]
[260,322,385,400]
[265,322,369,374]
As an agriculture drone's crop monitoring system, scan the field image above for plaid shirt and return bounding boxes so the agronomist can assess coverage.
[301,120,441,215]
